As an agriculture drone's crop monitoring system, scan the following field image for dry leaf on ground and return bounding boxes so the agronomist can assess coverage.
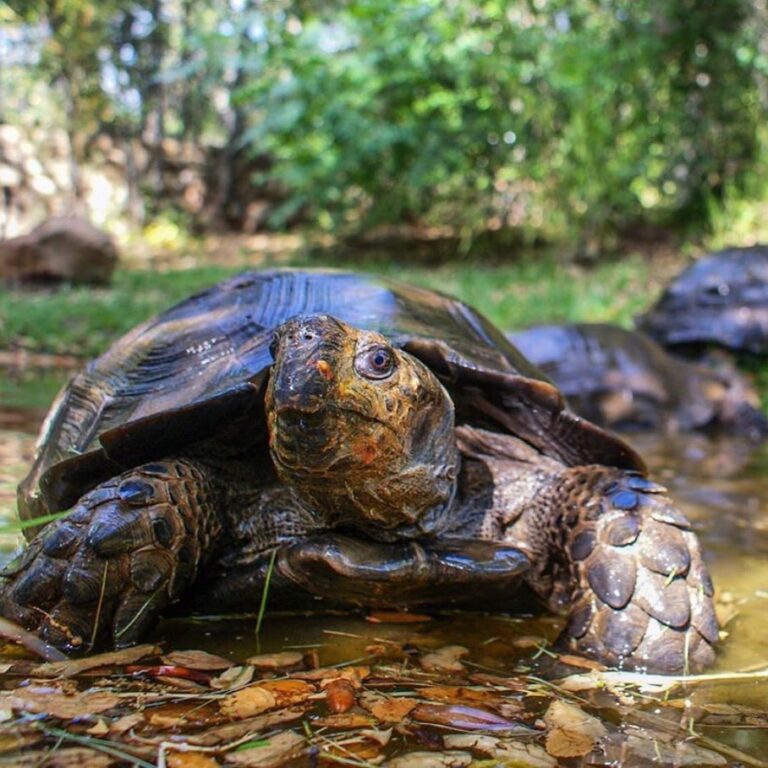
[419,645,469,673]
[32,644,160,677]
[387,750,472,767]
[20,746,113,767]
[543,699,608,758]
[294,665,370,685]
[220,679,315,719]
[6,687,120,718]
[244,652,303,670]
[219,686,277,719]
[166,751,221,768]
[163,650,234,671]
[411,703,520,731]
[444,734,556,768]
[186,708,306,746]
[419,685,522,716]
[359,691,419,722]
[209,664,255,690]
[311,712,376,729]
[226,731,306,767]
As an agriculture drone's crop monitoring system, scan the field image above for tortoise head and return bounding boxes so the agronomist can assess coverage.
[266,314,459,539]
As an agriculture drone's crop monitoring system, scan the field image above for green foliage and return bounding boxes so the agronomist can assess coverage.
[2,0,765,244]
[240,0,759,242]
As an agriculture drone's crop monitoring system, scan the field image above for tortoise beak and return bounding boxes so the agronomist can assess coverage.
[269,314,346,412]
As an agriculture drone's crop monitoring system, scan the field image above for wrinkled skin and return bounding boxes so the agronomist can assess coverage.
[638,247,768,354]
[267,315,458,538]
[510,323,768,440]
[0,315,718,673]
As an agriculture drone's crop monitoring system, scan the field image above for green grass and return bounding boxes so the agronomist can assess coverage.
[0,253,667,359]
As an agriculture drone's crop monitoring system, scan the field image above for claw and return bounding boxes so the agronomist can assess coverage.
[12,557,65,609]
[0,459,214,653]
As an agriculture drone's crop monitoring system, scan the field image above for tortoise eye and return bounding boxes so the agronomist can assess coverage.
[355,345,396,380]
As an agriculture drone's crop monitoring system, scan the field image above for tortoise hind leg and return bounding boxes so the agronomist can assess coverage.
[511,467,718,673]
[0,459,222,653]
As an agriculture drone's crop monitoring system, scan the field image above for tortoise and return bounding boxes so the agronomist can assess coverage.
[0,269,718,672]
[638,246,768,354]
[509,323,768,440]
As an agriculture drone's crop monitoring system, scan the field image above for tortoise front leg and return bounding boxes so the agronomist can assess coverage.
[280,535,530,606]
[193,535,530,611]
[509,468,718,673]
[0,459,222,653]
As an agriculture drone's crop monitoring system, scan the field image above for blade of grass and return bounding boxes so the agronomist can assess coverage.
[40,725,156,768]
[255,548,277,637]
[0,510,70,533]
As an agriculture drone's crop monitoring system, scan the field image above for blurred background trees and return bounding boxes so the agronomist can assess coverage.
[2,0,767,252]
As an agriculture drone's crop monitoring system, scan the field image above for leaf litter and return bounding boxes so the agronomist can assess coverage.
[0,627,767,767]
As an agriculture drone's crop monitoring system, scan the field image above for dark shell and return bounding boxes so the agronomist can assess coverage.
[638,246,768,354]
[20,269,644,521]
[509,322,767,438]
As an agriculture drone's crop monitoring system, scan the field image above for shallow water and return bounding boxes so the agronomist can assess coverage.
[2,373,768,762]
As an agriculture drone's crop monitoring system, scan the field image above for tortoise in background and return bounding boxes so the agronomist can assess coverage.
[0,217,118,285]
[638,246,768,354]
[0,270,718,672]
[509,323,767,440]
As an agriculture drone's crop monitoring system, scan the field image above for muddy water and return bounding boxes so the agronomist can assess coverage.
[2,375,768,759]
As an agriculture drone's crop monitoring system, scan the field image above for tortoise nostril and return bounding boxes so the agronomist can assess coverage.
[302,330,314,341]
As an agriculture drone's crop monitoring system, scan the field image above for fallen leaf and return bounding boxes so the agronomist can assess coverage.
[163,650,234,671]
[419,645,468,673]
[444,734,556,768]
[226,730,305,767]
[387,750,472,767]
[127,665,211,684]
[110,712,144,735]
[156,675,208,691]
[468,673,527,692]
[294,665,370,685]
[187,708,306,746]
[167,751,221,768]
[210,665,255,691]
[311,713,376,729]
[411,703,521,732]
[33,644,161,678]
[29,747,112,767]
[543,699,607,758]
[361,727,392,746]
[366,611,432,623]
[0,731,42,754]
[323,678,356,714]
[556,654,607,671]
[149,711,190,729]
[6,687,120,718]
[244,652,303,670]
[86,719,110,736]
[359,692,419,722]
[220,679,315,719]
[511,636,549,649]
[260,678,316,706]
[144,701,219,730]
[419,685,522,716]
[219,686,277,719]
